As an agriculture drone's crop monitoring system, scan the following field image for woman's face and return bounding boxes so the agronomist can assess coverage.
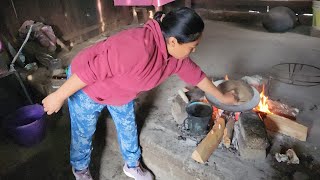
[167,36,201,60]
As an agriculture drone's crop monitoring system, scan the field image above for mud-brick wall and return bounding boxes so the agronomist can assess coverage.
[0,0,132,45]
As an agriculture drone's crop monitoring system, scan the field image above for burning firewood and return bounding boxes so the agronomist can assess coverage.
[252,84,306,141]
[267,99,299,120]
[251,82,299,120]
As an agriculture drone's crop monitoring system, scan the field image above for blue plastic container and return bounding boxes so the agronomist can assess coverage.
[3,104,46,146]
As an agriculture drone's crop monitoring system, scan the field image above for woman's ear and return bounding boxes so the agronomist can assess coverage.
[167,37,178,47]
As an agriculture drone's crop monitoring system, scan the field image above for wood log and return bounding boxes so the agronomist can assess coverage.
[223,117,235,148]
[267,99,299,120]
[191,117,226,163]
[178,89,189,103]
[182,87,189,93]
[264,114,308,141]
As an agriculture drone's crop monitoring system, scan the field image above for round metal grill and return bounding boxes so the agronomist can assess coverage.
[270,63,320,87]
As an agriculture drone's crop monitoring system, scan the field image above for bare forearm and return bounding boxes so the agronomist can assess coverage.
[42,74,87,115]
[197,77,224,100]
[55,74,87,100]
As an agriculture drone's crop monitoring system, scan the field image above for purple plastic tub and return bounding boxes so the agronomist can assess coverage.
[3,104,46,146]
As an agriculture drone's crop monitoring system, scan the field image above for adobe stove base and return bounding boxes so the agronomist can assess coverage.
[236,111,270,160]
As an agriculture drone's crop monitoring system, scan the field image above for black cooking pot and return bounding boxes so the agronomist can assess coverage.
[184,102,212,136]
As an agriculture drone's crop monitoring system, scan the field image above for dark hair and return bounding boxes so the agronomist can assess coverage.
[154,7,204,44]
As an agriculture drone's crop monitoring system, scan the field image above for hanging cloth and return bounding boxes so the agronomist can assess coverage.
[114,0,175,7]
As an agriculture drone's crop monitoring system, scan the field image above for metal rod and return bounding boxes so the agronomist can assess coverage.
[10,24,33,70]
[273,78,319,87]
[288,63,291,78]
[8,24,34,105]
[13,71,33,104]
[10,0,18,19]
[300,64,304,71]
[290,63,297,84]
[271,63,320,86]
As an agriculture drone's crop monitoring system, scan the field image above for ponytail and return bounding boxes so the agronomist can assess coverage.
[153,7,204,44]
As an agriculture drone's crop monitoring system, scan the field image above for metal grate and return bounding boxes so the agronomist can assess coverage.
[270,63,320,87]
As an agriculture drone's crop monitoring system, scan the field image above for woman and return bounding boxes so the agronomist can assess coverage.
[42,7,235,180]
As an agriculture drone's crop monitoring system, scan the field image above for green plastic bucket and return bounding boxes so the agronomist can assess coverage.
[313,1,320,30]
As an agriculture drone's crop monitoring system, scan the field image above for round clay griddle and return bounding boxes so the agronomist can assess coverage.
[205,80,260,112]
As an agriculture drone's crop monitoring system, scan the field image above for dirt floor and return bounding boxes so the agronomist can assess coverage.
[0,19,320,180]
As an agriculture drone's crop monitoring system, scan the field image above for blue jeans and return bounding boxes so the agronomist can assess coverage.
[67,69,141,170]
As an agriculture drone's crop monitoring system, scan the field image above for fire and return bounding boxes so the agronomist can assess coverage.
[254,85,272,114]
[225,75,229,80]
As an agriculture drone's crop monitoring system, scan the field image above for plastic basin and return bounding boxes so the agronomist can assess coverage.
[3,104,46,146]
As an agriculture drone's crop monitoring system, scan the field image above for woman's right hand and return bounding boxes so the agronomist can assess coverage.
[42,92,65,115]
[41,74,87,115]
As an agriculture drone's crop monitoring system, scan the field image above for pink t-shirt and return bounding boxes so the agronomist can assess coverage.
[71,19,206,105]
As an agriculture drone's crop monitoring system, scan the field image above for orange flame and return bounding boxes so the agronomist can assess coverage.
[225,75,229,80]
[254,85,272,114]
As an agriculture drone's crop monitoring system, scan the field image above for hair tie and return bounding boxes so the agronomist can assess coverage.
[160,14,165,22]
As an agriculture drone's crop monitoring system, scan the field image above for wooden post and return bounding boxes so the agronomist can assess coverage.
[192,117,225,163]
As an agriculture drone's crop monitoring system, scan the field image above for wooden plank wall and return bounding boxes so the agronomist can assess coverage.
[0,0,132,45]
[0,0,312,45]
